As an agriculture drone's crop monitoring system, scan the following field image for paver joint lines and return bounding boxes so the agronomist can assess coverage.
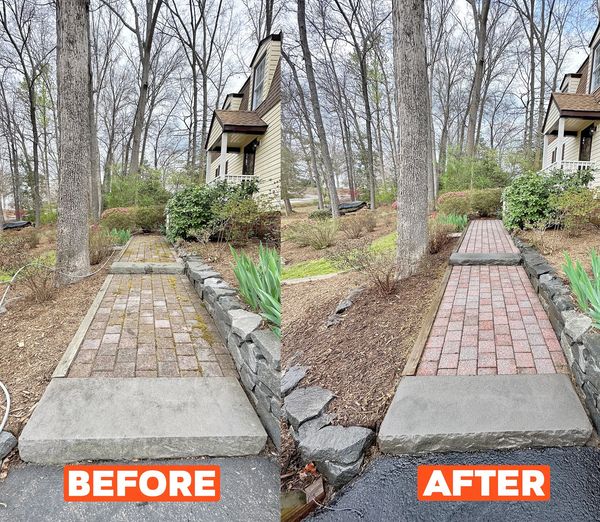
[417,220,566,377]
[458,219,520,254]
[68,235,235,378]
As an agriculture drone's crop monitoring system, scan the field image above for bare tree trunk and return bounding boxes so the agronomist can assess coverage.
[466,0,490,156]
[394,0,430,279]
[56,0,91,284]
[88,14,101,220]
[297,0,340,217]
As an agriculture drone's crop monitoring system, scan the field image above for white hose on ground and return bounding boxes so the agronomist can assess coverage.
[0,381,10,433]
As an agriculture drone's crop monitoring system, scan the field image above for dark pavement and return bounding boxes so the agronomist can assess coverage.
[311,447,600,521]
[0,457,279,521]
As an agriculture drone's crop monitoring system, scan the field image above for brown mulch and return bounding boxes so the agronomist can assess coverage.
[280,241,455,490]
[0,268,108,450]
[518,225,600,280]
[281,206,397,266]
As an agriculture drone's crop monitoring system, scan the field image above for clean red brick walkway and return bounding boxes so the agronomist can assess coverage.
[417,221,567,377]
[458,219,519,254]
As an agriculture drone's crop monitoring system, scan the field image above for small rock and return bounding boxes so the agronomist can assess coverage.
[316,457,363,488]
[564,314,593,343]
[285,387,334,429]
[17,341,24,348]
[299,425,374,465]
[297,413,335,441]
[335,299,353,315]
[0,431,17,459]
[326,315,342,328]
[228,309,263,340]
[281,365,308,395]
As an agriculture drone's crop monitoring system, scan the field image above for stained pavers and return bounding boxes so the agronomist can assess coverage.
[68,273,235,378]
[458,219,519,254]
[120,234,175,263]
[417,265,568,376]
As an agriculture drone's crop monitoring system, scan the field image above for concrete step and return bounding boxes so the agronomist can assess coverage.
[449,252,522,266]
[110,261,184,274]
[19,377,267,464]
[378,374,592,454]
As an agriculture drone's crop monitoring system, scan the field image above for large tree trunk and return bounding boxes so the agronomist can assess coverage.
[393,0,430,279]
[297,0,340,217]
[56,0,91,285]
[88,16,101,220]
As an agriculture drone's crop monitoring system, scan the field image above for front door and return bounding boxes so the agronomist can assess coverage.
[579,125,594,162]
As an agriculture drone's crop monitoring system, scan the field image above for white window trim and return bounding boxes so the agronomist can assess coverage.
[591,43,600,92]
[252,54,267,110]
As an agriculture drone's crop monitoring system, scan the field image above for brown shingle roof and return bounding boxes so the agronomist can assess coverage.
[214,110,267,131]
[553,93,600,112]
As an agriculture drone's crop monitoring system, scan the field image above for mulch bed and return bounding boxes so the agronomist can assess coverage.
[0,266,109,476]
[517,225,600,279]
[280,240,455,491]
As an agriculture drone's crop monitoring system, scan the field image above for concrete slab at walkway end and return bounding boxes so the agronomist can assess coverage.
[378,374,592,454]
[110,261,184,274]
[449,252,522,266]
[19,377,267,464]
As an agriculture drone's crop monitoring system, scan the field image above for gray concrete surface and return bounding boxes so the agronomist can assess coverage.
[449,252,522,266]
[109,262,184,274]
[379,374,592,454]
[310,447,600,521]
[0,457,279,522]
[19,377,267,463]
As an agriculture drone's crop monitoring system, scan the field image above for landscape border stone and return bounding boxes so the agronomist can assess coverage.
[180,253,281,449]
[514,236,600,432]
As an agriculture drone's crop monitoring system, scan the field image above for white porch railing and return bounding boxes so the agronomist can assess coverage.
[207,174,256,185]
[542,160,598,173]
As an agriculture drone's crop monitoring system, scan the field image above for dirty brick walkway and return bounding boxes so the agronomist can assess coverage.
[417,220,567,376]
[68,235,235,378]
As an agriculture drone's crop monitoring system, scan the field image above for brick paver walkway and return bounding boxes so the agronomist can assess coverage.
[417,220,567,377]
[67,236,235,378]
[458,219,519,254]
[120,234,176,263]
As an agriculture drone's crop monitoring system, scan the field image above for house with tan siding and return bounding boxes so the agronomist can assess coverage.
[205,33,281,200]
[542,23,600,188]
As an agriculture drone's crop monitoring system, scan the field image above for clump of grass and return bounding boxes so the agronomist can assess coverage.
[282,258,337,280]
[231,244,281,336]
[563,250,600,327]
[285,219,338,250]
[436,213,468,231]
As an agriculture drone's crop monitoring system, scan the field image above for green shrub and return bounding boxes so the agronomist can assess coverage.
[435,213,468,231]
[285,219,337,250]
[231,244,281,336]
[104,170,171,209]
[470,188,502,217]
[503,170,594,230]
[165,181,257,241]
[441,147,511,191]
[308,209,331,220]
[551,188,600,235]
[563,251,600,327]
[437,191,471,215]
[101,207,137,231]
[135,205,165,232]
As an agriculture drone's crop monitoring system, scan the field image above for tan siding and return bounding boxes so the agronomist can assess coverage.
[254,103,281,199]
[544,101,560,133]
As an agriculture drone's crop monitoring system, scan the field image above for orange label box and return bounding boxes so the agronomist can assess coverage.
[64,465,221,502]
[417,465,550,501]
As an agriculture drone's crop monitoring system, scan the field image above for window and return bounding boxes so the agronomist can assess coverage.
[243,140,258,176]
[252,54,267,109]
[551,148,557,164]
[215,165,220,178]
[592,43,600,92]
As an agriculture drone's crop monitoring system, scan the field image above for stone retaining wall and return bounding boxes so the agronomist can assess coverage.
[181,254,281,449]
[514,237,600,431]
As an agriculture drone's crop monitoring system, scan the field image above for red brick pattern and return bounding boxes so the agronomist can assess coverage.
[120,234,176,263]
[68,274,235,378]
[416,265,567,376]
[458,220,519,254]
